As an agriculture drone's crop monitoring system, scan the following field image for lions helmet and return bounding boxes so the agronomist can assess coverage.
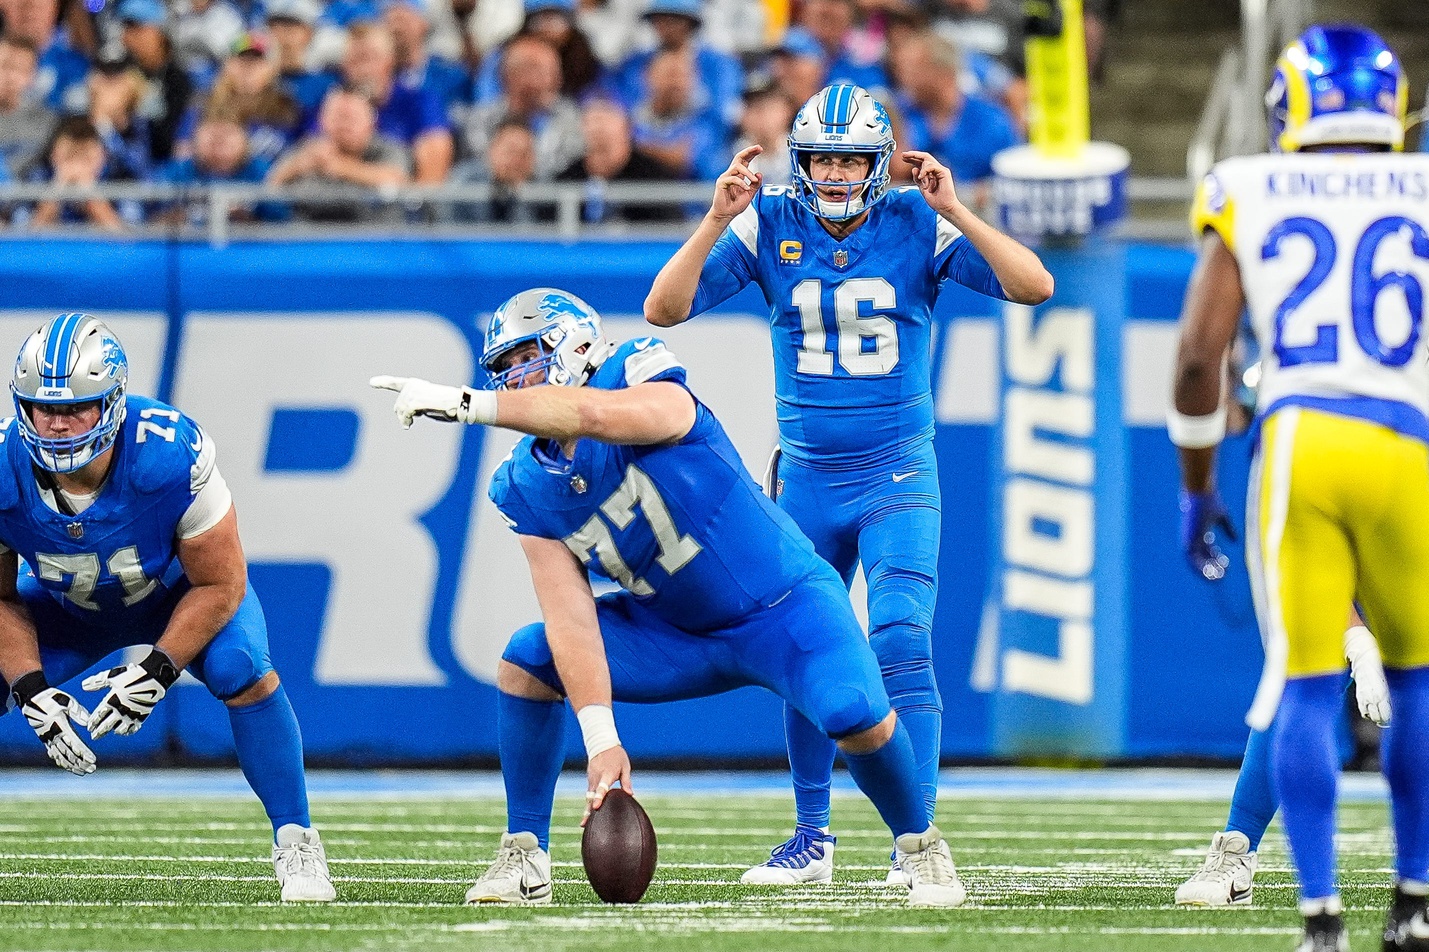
[1267,24,1407,153]
[12,313,129,473]
[481,288,613,389]
[788,83,895,221]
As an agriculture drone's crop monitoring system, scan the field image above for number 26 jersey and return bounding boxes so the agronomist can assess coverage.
[1193,152,1429,439]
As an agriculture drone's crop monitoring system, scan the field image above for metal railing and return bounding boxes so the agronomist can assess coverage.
[0,176,1198,247]
[1186,0,1311,182]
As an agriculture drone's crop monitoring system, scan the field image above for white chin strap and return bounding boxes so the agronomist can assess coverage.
[815,193,866,220]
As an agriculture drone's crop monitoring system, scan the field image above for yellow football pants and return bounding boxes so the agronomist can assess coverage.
[1246,407,1429,729]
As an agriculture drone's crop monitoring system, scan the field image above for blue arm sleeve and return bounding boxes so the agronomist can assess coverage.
[938,235,1009,301]
[689,224,759,316]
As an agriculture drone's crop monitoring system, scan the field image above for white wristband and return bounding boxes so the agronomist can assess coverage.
[458,387,498,426]
[576,704,621,759]
[1166,404,1227,448]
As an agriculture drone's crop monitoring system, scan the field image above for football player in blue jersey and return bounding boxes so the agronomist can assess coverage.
[372,287,967,907]
[643,82,1053,885]
[0,314,335,903]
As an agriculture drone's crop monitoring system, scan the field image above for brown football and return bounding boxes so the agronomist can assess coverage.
[581,788,658,903]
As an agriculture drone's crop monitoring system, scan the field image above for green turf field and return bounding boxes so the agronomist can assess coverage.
[0,789,1396,951]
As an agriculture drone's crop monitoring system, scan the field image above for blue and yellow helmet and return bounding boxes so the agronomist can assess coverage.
[1267,24,1407,153]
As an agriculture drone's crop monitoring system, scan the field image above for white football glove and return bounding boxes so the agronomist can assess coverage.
[369,376,496,429]
[11,671,96,776]
[1345,625,1392,727]
[82,648,180,740]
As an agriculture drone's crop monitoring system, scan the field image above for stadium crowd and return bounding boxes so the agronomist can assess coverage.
[0,0,1115,227]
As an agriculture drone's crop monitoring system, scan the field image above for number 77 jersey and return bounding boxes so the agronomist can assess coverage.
[691,185,1008,468]
[1193,152,1429,436]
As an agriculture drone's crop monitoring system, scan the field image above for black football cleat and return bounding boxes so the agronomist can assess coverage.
[1384,887,1429,951]
[1296,911,1348,952]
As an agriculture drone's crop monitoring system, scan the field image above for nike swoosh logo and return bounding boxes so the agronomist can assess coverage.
[633,339,654,351]
[1228,884,1252,904]
[891,472,919,482]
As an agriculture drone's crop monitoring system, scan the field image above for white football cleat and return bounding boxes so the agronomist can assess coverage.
[465,831,553,905]
[895,826,966,908]
[885,852,912,887]
[272,824,336,902]
[1175,831,1257,907]
[740,824,835,885]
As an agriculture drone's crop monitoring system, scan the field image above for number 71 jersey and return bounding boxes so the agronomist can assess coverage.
[0,395,214,620]
[1193,152,1429,437]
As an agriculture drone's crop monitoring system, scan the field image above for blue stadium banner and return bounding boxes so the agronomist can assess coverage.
[985,239,1129,758]
[0,237,1262,764]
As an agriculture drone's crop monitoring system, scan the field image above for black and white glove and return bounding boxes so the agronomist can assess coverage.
[1345,625,1392,727]
[82,648,180,739]
[11,671,95,776]
[369,375,497,429]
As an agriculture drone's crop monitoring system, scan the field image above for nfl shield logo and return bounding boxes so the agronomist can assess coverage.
[66,522,83,539]
[833,249,849,268]
[571,474,588,494]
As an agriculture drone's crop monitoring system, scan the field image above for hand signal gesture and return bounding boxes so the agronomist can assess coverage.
[711,145,763,223]
[903,150,960,217]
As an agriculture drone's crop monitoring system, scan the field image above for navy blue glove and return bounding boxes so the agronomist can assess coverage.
[1180,489,1237,581]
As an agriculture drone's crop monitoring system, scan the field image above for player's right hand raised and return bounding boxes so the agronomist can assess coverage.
[11,671,96,776]
[710,145,763,223]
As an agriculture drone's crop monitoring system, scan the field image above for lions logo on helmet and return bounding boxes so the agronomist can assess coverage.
[788,83,896,222]
[1267,24,1407,153]
[11,313,129,473]
[481,288,613,390]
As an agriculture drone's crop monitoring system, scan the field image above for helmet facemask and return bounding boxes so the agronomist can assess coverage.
[788,84,896,222]
[11,314,129,474]
[481,289,610,391]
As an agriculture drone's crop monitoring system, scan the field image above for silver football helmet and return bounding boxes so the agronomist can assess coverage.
[481,288,614,389]
[12,313,129,473]
[788,83,896,221]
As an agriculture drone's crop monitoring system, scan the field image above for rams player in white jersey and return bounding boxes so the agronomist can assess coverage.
[1170,24,1429,952]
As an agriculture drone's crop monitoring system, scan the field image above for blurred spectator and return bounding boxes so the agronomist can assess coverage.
[383,0,471,116]
[697,0,765,58]
[452,115,553,223]
[768,26,824,112]
[86,52,153,180]
[153,107,281,224]
[117,0,193,164]
[629,47,722,179]
[575,0,644,68]
[891,29,1017,187]
[267,84,409,221]
[323,0,381,28]
[341,21,453,182]
[556,97,679,222]
[171,0,245,88]
[0,32,55,177]
[463,32,580,180]
[733,71,791,186]
[0,0,87,112]
[266,0,338,120]
[182,33,302,164]
[1083,0,1115,81]
[798,0,887,93]
[926,0,1026,125]
[610,0,740,135]
[448,0,522,70]
[24,115,130,230]
[474,0,602,104]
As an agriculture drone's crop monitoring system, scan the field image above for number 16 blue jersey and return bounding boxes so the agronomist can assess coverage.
[690,185,1008,468]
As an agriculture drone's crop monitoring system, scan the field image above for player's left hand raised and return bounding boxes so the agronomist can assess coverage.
[903,150,960,216]
[582,746,632,827]
[83,648,180,739]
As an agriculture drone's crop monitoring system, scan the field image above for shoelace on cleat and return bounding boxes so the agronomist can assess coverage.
[276,842,325,879]
[766,827,827,869]
[904,842,955,885]
[1189,848,1241,881]
[482,843,532,882]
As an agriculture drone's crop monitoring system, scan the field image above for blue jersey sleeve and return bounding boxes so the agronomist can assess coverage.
[935,221,1009,301]
[691,202,760,315]
[488,448,548,538]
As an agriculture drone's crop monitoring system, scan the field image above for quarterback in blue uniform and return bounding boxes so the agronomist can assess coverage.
[372,287,967,908]
[0,314,334,902]
[644,83,1053,883]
